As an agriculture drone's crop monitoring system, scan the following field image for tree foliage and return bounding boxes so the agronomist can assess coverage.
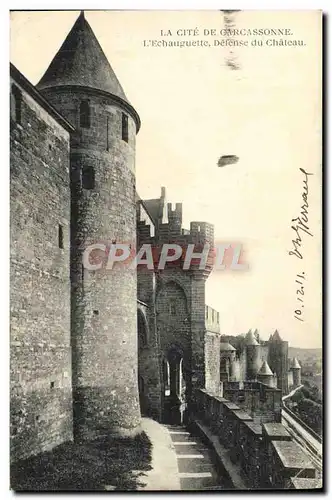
[289,382,322,436]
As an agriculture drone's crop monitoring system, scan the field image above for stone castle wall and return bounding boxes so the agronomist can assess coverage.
[10,74,73,462]
[195,389,317,489]
[223,381,282,424]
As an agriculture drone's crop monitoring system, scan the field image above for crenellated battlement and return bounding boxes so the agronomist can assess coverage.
[138,205,214,246]
[167,202,182,231]
[10,12,320,490]
[194,389,319,489]
[137,216,215,276]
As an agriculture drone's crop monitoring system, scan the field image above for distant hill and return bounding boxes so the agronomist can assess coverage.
[288,347,322,363]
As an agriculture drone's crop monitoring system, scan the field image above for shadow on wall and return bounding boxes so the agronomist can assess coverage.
[11,432,153,491]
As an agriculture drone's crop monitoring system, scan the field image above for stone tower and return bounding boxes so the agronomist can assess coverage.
[257,361,274,387]
[268,330,289,395]
[220,342,236,382]
[37,11,141,439]
[245,329,261,380]
[137,188,216,420]
[290,357,301,387]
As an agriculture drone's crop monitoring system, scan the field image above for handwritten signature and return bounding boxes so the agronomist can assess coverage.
[289,167,314,322]
[289,167,314,259]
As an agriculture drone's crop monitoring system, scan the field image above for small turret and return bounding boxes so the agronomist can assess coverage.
[245,329,261,380]
[290,357,301,387]
[220,342,236,382]
[167,203,182,232]
[245,329,259,346]
[268,330,289,395]
[257,361,274,387]
[271,329,282,343]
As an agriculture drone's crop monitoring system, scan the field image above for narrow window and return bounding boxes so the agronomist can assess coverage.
[122,112,128,142]
[58,224,64,249]
[50,381,55,389]
[93,310,99,316]
[206,306,208,319]
[169,300,176,316]
[80,100,90,128]
[82,165,95,190]
[106,116,109,151]
[11,84,22,124]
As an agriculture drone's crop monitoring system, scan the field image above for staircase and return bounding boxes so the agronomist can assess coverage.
[166,424,226,490]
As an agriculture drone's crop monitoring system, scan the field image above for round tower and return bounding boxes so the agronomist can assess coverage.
[37,11,141,439]
[290,357,301,387]
[268,330,289,395]
[257,361,274,387]
[220,341,236,382]
[245,329,261,381]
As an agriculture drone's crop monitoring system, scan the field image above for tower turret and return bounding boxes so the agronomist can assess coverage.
[220,341,236,382]
[290,357,301,387]
[167,203,182,232]
[257,361,274,387]
[245,329,261,380]
[268,330,289,395]
[37,11,141,439]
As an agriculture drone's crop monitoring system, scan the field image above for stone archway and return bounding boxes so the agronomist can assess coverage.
[162,345,188,424]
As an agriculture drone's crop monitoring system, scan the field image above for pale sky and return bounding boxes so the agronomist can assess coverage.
[10,10,322,348]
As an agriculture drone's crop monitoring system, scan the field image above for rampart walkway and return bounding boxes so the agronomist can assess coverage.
[139,418,228,491]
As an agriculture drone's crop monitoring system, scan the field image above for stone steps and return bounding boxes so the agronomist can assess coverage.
[166,424,225,491]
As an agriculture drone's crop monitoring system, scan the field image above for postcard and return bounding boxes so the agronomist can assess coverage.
[10,9,322,491]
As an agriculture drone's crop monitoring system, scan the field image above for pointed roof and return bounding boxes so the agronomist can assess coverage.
[143,199,163,224]
[244,329,259,346]
[37,11,139,128]
[290,357,301,369]
[271,329,282,342]
[220,342,236,352]
[258,361,273,376]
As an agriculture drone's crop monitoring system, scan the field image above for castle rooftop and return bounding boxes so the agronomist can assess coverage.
[220,342,236,352]
[271,329,283,342]
[244,329,259,346]
[37,11,139,127]
[290,357,301,369]
[258,361,273,376]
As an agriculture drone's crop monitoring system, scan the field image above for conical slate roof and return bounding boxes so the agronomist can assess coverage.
[37,11,130,106]
[290,357,301,369]
[244,329,259,346]
[258,361,273,376]
[271,329,282,342]
[220,342,236,352]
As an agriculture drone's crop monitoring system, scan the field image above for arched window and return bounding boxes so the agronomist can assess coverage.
[11,84,22,124]
[80,100,90,128]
